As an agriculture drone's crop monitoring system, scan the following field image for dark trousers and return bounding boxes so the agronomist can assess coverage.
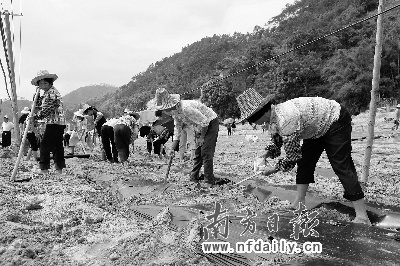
[1,131,11,147]
[63,133,70,147]
[227,128,232,136]
[153,138,167,155]
[101,125,118,162]
[147,140,167,155]
[114,124,131,162]
[27,132,39,151]
[191,118,219,183]
[147,141,152,153]
[296,106,364,201]
[40,124,66,170]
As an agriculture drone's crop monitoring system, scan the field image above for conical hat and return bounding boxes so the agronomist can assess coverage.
[152,88,180,110]
[236,88,273,123]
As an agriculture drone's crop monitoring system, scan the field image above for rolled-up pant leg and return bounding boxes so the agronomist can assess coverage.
[323,107,364,201]
[190,118,219,183]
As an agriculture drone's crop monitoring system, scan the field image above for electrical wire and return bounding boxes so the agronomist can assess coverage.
[134,3,400,114]
[0,58,11,100]
[179,3,400,97]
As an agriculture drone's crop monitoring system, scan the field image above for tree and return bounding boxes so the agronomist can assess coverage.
[201,77,241,119]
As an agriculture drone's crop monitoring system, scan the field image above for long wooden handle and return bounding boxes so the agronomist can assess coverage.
[234,172,262,186]
[11,88,40,181]
[164,155,173,181]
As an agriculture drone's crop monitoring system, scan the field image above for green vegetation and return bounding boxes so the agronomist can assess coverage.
[62,84,119,120]
[90,0,400,118]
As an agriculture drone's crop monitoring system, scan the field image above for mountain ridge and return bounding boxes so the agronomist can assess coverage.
[62,84,119,111]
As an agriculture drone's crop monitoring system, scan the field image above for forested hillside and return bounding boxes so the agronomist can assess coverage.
[62,84,118,110]
[61,84,119,120]
[92,0,400,118]
[0,99,32,122]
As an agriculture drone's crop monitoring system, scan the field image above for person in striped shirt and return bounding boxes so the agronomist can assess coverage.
[150,88,219,188]
[236,88,371,226]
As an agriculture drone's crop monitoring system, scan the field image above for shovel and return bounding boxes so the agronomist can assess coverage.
[153,155,174,193]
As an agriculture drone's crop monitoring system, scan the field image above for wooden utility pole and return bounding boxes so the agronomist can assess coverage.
[362,0,385,183]
[3,10,21,143]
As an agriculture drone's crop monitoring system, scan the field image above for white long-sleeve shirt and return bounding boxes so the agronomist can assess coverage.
[170,100,217,140]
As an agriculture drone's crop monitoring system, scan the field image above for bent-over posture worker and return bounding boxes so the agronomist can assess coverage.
[149,88,219,188]
[236,88,371,225]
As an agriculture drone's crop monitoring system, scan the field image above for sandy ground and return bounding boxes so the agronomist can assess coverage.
[1,110,400,266]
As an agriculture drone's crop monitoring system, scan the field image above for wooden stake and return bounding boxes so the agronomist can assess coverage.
[4,11,20,143]
[361,0,385,183]
[11,88,40,181]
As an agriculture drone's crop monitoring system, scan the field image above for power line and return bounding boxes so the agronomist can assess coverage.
[180,3,400,97]
[0,58,11,100]
[111,3,400,116]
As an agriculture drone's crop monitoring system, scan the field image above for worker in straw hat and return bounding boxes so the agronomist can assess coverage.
[82,103,107,159]
[30,70,65,174]
[82,103,107,137]
[1,114,14,148]
[150,87,219,188]
[236,88,371,225]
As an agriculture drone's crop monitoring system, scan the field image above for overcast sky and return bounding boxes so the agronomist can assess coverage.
[0,0,295,100]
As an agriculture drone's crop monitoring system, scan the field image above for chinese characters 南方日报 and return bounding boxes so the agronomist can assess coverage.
[202,202,319,241]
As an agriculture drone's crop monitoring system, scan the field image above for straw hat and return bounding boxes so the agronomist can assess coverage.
[236,88,274,123]
[153,88,180,110]
[123,108,140,120]
[21,107,30,114]
[82,103,92,114]
[31,70,58,86]
[4,114,8,119]
[74,109,85,117]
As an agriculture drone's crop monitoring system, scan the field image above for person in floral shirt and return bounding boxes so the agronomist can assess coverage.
[31,70,65,174]
[147,123,170,160]
[149,88,219,188]
[82,104,106,137]
[236,88,370,225]
[98,109,139,164]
